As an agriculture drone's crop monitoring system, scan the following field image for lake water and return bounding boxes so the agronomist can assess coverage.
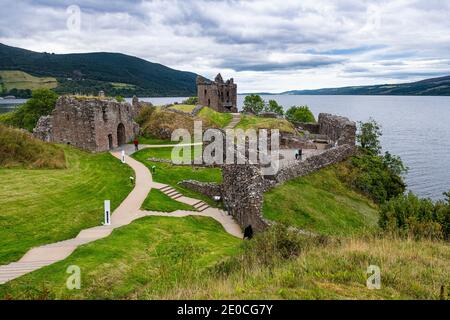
[2,95,449,200]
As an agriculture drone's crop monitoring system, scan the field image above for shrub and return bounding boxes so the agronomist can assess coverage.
[242,94,265,114]
[379,192,450,240]
[182,96,198,105]
[115,95,125,103]
[356,118,382,155]
[285,105,315,123]
[265,100,284,115]
[341,153,406,203]
[135,105,156,126]
[0,89,58,131]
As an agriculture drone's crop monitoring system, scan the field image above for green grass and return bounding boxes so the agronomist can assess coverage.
[169,104,196,112]
[0,216,241,299]
[0,146,134,265]
[0,70,58,91]
[263,164,379,236]
[236,114,295,133]
[133,135,177,145]
[133,147,222,207]
[197,107,233,128]
[141,189,196,212]
[167,234,450,300]
[110,82,136,89]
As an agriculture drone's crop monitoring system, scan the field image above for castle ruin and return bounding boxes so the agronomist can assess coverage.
[33,96,139,152]
[197,73,238,113]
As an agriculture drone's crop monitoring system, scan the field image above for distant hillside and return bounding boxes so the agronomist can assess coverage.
[282,75,450,96]
[0,43,198,98]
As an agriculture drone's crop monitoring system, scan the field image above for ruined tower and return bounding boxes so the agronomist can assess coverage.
[197,73,237,113]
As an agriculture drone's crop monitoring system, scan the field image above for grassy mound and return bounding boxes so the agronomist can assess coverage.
[236,114,295,133]
[168,104,196,113]
[0,216,241,299]
[197,107,232,128]
[263,163,378,236]
[0,146,133,265]
[0,124,66,169]
[141,189,196,212]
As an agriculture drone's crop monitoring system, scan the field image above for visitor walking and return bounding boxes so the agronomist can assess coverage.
[298,148,303,160]
[133,137,139,151]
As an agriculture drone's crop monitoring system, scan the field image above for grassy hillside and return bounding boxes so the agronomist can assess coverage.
[0,145,133,265]
[236,114,295,133]
[164,233,449,300]
[0,124,65,169]
[283,74,450,96]
[263,163,379,236]
[0,216,242,299]
[0,43,197,97]
[0,70,57,91]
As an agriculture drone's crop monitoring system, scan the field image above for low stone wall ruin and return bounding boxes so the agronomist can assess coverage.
[178,180,222,200]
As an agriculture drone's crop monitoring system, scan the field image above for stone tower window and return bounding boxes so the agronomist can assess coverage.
[204,89,207,96]
[66,114,70,121]
[102,107,108,122]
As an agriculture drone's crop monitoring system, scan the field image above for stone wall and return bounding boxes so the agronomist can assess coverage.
[273,144,356,185]
[33,96,138,152]
[221,164,271,232]
[318,113,356,146]
[178,180,222,200]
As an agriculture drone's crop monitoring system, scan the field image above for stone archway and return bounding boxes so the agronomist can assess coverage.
[117,123,126,146]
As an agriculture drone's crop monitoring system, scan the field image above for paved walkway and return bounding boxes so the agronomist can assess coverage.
[224,113,241,130]
[0,148,243,285]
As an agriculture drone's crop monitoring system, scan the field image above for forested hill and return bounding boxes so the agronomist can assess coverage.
[282,75,450,96]
[0,43,198,97]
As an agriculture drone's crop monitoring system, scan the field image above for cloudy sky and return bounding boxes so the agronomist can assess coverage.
[1,0,450,92]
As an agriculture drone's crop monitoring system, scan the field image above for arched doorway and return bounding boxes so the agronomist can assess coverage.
[117,123,126,146]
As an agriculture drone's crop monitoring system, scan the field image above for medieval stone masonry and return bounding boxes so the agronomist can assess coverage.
[34,96,139,152]
[197,73,238,113]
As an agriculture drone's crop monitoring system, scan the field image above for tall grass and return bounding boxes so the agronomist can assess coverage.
[0,124,66,169]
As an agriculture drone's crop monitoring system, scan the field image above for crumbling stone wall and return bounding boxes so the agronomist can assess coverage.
[33,96,139,152]
[273,144,356,185]
[318,113,356,146]
[178,180,222,200]
[197,74,237,113]
[221,164,271,232]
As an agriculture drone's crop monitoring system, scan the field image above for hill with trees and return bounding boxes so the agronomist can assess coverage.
[0,43,198,98]
[282,75,450,96]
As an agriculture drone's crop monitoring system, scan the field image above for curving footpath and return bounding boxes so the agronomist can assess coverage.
[0,149,242,285]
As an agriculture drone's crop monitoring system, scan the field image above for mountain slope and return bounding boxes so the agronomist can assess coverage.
[283,75,450,96]
[0,43,198,97]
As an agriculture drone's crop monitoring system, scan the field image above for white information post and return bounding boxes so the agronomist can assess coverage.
[104,200,111,226]
[121,150,126,163]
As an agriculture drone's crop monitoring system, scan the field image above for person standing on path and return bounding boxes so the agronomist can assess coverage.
[133,136,139,151]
